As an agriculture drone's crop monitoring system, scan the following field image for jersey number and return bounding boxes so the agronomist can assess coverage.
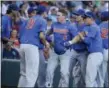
[101,28,108,38]
[27,18,35,29]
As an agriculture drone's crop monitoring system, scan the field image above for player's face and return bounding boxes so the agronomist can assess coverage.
[84,17,92,25]
[70,17,76,22]
[57,12,65,22]
[29,11,36,17]
[76,15,82,22]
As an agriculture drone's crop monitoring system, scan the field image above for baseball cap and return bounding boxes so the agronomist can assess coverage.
[37,5,47,14]
[83,11,95,19]
[73,9,85,17]
[28,7,37,14]
[101,11,109,19]
[8,4,19,11]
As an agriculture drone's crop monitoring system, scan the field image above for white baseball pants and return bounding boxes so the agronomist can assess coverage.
[101,49,108,86]
[18,44,39,87]
[70,49,88,87]
[85,52,103,87]
[45,49,72,87]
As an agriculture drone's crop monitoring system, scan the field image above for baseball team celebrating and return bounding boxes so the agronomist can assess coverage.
[1,2,108,88]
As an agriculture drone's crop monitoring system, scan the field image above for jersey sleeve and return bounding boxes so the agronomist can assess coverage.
[39,19,47,32]
[83,26,97,44]
[84,26,97,38]
[1,16,8,38]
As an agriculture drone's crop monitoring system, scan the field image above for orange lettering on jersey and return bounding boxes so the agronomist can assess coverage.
[101,28,108,38]
[53,29,68,34]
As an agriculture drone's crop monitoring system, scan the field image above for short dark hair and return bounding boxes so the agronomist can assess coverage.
[6,9,12,14]
[58,9,68,16]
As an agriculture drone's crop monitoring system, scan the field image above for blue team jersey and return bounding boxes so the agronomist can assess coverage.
[51,22,78,54]
[83,23,103,53]
[1,15,12,38]
[19,19,28,38]
[72,22,87,52]
[19,15,46,47]
[99,21,108,49]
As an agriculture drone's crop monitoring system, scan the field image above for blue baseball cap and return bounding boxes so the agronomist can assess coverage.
[83,11,95,19]
[28,7,37,14]
[8,4,19,11]
[101,11,109,19]
[73,9,85,17]
[37,5,47,14]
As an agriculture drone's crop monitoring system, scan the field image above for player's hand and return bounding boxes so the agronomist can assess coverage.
[50,42,54,48]
[78,32,85,40]
[43,48,50,60]
[45,41,50,49]
[80,31,88,36]
[63,41,72,47]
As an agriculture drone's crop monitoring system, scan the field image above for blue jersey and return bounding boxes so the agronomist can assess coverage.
[72,22,87,52]
[99,21,108,49]
[19,15,46,47]
[19,19,28,38]
[51,22,78,54]
[1,15,12,38]
[83,23,103,53]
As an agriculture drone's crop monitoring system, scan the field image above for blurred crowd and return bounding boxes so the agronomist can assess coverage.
[1,1,108,59]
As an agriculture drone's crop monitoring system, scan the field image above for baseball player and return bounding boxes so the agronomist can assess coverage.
[99,11,109,87]
[1,4,19,45]
[64,12,103,87]
[68,9,88,87]
[35,5,48,87]
[45,9,78,87]
[18,7,49,87]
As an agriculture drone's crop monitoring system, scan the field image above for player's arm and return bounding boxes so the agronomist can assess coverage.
[39,32,50,60]
[64,24,84,47]
[39,32,49,48]
[39,20,50,48]
[81,27,96,45]
[64,31,87,47]
[45,24,53,45]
